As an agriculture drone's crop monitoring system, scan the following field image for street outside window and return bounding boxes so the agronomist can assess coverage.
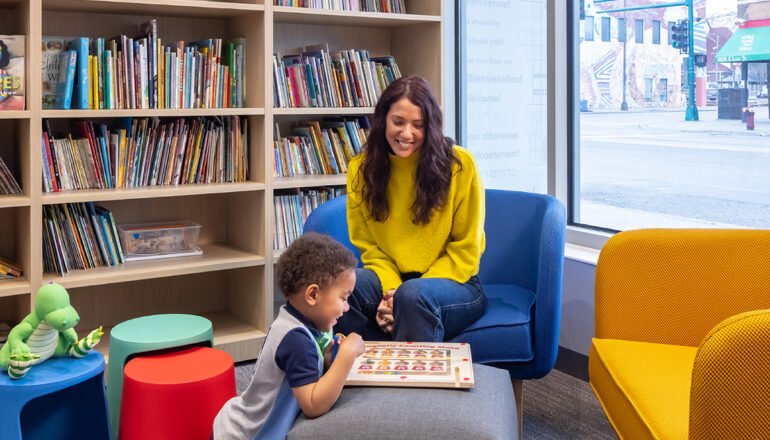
[575,0,770,230]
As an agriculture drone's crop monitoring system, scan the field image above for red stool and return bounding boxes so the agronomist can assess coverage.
[119,346,236,440]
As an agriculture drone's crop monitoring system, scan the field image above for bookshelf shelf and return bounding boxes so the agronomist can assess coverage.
[0,278,30,298]
[273,174,346,189]
[0,111,30,119]
[42,243,265,289]
[272,6,440,26]
[41,182,265,204]
[0,195,30,208]
[42,0,264,17]
[42,108,266,119]
[272,107,375,116]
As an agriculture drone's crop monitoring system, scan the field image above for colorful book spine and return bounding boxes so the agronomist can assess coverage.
[57,50,77,110]
[69,38,90,109]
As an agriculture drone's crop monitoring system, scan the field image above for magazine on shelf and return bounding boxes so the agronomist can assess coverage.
[0,35,25,110]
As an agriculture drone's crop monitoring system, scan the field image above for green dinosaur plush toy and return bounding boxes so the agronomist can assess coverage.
[0,282,102,379]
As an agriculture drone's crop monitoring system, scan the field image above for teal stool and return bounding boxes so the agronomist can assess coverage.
[106,314,213,439]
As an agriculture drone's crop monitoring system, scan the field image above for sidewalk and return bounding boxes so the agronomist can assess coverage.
[582,106,770,137]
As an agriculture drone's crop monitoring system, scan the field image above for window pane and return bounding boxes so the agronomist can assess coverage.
[668,21,675,44]
[635,19,644,43]
[585,16,594,41]
[575,0,770,230]
[617,18,626,43]
[602,17,611,42]
[461,0,547,192]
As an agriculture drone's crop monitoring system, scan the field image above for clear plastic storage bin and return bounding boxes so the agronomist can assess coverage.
[118,221,202,261]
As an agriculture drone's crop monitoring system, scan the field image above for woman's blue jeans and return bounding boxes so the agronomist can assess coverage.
[335,268,487,342]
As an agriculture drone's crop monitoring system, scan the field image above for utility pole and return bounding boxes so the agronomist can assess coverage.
[597,0,699,120]
[621,0,628,111]
[621,39,628,110]
[685,0,698,120]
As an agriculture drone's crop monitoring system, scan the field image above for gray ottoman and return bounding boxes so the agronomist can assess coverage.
[287,364,517,440]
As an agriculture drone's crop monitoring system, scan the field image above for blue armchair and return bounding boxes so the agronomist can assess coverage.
[303,189,566,424]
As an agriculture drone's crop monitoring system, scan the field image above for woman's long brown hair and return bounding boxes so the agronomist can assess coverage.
[358,75,460,224]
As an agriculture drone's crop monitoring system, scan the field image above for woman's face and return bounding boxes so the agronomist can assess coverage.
[385,97,424,158]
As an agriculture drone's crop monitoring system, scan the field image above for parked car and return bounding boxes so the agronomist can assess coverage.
[706,83,718,105]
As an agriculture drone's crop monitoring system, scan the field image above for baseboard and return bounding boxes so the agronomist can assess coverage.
[554,346,589,382]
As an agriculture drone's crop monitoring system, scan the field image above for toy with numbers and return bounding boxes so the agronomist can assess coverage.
[345,341,474,388]
[0,282,103,379]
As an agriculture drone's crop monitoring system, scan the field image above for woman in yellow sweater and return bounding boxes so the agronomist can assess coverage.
[336,75,487,342]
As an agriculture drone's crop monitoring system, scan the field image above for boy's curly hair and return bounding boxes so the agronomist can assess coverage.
[276,233,358,296]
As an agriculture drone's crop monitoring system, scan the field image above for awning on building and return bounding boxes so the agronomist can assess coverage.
[716,26,770,63]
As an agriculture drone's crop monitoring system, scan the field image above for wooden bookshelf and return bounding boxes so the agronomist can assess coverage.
[42,108,265,118]
[0,195,31,208]
[272,174,346,189]
[272,6,441,26]
[0,0,442,365]
[272,107,375,115]
[0,110,31,119]
[41,182,266,204]
[0,277,30,297]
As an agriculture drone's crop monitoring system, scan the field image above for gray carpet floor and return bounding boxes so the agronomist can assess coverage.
[234,362,618,439]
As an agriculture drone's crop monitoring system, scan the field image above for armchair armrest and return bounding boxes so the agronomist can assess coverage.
[689,309,770,440]
[528,197,566,379]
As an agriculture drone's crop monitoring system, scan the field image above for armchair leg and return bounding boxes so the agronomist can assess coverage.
[512,378,523,438]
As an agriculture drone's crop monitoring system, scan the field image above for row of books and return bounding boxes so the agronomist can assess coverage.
[273,186,346,249]
[0,257,21,279]
[42,23,246,110]
[0,154,22,195]
[43,202,124,275]
[274,116,369,177]
[273,46,401,108]
[274,0,406,13]
[0,35,25,110]
[42,116,249,192]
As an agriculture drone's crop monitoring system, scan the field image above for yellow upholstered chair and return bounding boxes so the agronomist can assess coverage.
[589,229,770,440]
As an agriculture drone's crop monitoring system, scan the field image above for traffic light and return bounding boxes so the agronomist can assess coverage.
[671,19,689,54]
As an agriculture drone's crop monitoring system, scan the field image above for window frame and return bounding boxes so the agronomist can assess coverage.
[563,0,615,247]
[652,20,661,44]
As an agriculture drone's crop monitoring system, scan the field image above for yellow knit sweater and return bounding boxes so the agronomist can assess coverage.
[346,145,485,296]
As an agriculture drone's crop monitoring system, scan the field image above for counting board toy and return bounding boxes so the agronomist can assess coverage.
[345,341,474,388]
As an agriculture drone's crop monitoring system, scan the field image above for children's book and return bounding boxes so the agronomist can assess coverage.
[56,50,77,109]
[42,36,67,109]
[0,35,25,110]
[345,341,475,389]
[69,37,90,109]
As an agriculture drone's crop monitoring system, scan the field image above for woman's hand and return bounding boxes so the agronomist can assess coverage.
[376,289,395,333]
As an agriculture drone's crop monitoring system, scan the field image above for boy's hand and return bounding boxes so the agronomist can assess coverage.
[322,340,334,370]
[337,332,365,360]
[376,289,395,333]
